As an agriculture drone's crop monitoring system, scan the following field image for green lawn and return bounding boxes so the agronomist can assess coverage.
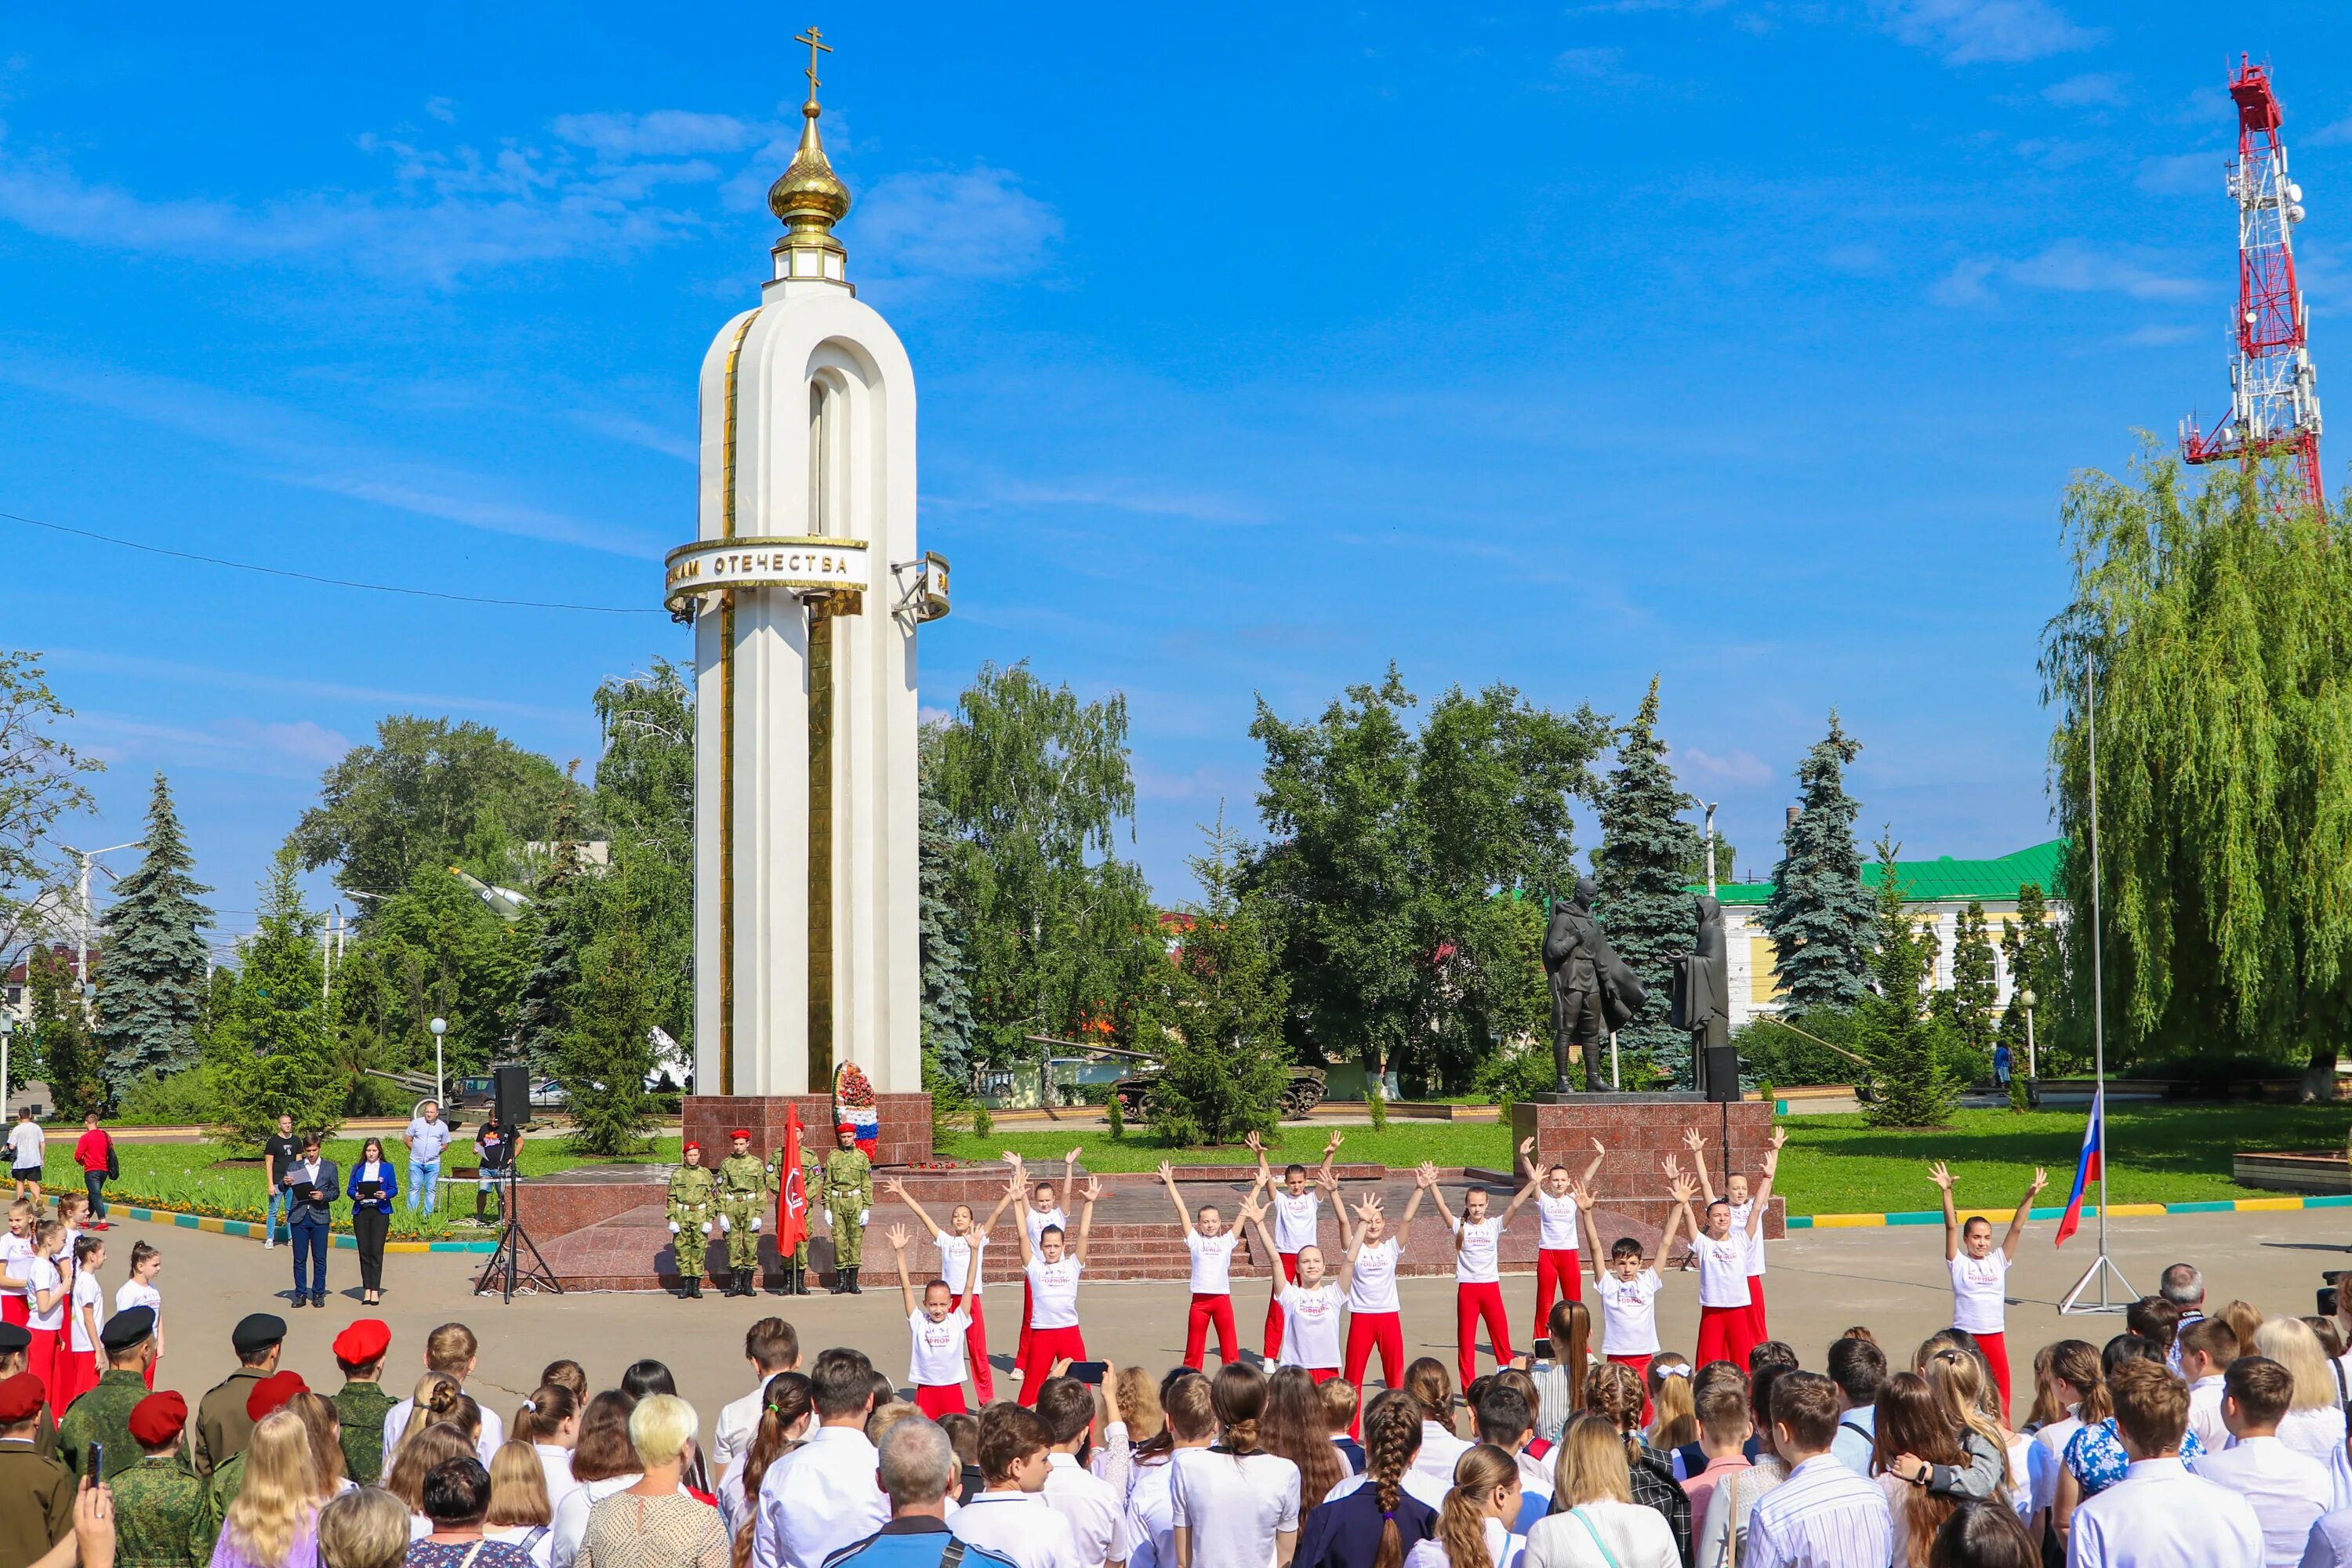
[38,1135,685,1241]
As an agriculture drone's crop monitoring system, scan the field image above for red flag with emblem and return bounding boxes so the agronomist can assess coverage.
[777,1105,809,1255]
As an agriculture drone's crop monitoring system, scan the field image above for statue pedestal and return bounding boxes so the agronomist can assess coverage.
[1509,1092,1782,1240]
[682,1094,933,1168]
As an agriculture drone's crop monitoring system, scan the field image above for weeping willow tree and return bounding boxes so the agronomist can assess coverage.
[2042,445,2352,1093]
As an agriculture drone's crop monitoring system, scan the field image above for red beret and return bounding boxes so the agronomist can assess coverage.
[128,1390,188,1446]
[682,1141,700,1153]
[836,1123,856,1135]
[332,1319,391,1366]
[731,1128,751,1141]
[0,1371,43,1423]
[246,1369,309,1421]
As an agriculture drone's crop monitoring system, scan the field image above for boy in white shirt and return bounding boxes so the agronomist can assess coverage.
[2191,1356,2331,1568]
[1580,1174,1689,1421]
[953,1403,1084,1568]
[1036,1372,1131,1568]
[887,1222,987,1418]
[1248,1128,1342,1360]
[2180,1316,2239,1455]
[2071,1359,2261,1568]
[7,1109,42,1204]
[1158,1162,1245,1372]
[1427,1148,1545,1392]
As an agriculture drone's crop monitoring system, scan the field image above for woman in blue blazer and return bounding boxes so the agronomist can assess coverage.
[347,1136,400,1305]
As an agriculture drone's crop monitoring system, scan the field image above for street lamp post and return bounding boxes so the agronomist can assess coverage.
[2019,989,2038,1083]
[430,1017,448,1107]
[0,1014,12,1117]
[60,841,140,1003]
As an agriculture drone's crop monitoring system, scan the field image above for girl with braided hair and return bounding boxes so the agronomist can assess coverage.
[1295,1390,1437,1568]
[1406,1445,1525,1568]
[1172,1363,1302,1567]
[1581,1363,1690,1563]
[720,1373,809,1545]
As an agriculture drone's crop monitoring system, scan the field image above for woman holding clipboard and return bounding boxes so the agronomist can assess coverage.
[281,1132,340,1308]
[347,1137,399,1305]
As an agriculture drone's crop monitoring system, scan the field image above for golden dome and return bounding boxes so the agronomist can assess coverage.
[768,100,851,237]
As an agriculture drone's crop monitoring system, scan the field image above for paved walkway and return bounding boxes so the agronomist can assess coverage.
[113,1204,2347,1436]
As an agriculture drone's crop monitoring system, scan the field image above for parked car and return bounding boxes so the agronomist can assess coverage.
[1112,1065,1327,1123]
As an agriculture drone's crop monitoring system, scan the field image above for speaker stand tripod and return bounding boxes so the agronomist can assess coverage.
[474,1163,564,1302]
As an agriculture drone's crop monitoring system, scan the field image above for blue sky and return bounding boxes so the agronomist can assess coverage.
[2,2,2344,948]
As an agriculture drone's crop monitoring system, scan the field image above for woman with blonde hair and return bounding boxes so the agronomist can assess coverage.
[2255,1316,2352,1508]
[1404,1446,1524,1568]
[1642,1356,1695,1452]
[1524,1413,1679,1568]
[318,1487,411,1568]
[484,1439,557,1566]
[289,1390,351,1497]
[576,1395,727,1568]
[1923,1349,2028,1512]
[212,1410,323,1568]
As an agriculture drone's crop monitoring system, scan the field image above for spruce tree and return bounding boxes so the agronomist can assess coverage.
[514,774,596,1077]
[95,772,214,1095]
[1860,837,1958,1127]
[917,729,977,1083]
[1763,713,1875,1010]
[1143,808,1290,1146]
[1592,679,1704,1086]
[557,916,655,1156]
[208,847,343,1145]
[1948,900,1998,1062]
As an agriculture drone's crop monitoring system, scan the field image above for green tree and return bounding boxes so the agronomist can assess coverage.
[1679,833,1739,889]
[1762,713,1874,1011]
[1249,666,1610,1093]
[209,848,343,1145]
[94,773,214,1094]
[1592,679,1704,1086]
[1142,809,1290,1146]
[1947,900,1998,1062]
[1996,881,2062,1073]
[917,727,977,1083]
[29,946,102,1119]
[289,716,568,898]
[1860,837,1957,1127]
[514,771,601,1077]
[2042,450,2352,1092]
[558,916,655,1155]
[0,650,103,962]
[332,864,529,1084]
[932,662,1163,1067]
[590,664,693,1057]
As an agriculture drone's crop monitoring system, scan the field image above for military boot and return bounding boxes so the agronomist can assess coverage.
[829,1266,848,1295]
[735,1268,753,1298]
[845,1265,862,1294]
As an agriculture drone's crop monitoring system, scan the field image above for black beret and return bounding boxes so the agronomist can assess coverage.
[101,1307,156,1352]
[0,1322,27,1354]
[231,1312,288,1355]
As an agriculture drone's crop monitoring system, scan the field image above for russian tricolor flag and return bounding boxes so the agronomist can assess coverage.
[2056,1093,2103,1247]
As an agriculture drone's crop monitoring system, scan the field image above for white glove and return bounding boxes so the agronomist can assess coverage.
[668,1220,681,1235]
[702,1221,714,1236]
[858,1210,869,1226]
[719,1214,731,1234]
[750,1216,763,1233]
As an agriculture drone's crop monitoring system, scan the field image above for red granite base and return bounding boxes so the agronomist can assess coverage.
[682,1093,932,1169]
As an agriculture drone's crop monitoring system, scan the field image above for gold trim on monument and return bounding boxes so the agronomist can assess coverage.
[717,307,758,1098]
[664,534,870,565]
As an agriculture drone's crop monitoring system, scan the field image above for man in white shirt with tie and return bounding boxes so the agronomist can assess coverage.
[2071,1358,2261,1568]
[2190,1357,2330,1568]
[753,1347,890,1568]
[1746,1372,1890,1568]
[1036,1376,1128,1568]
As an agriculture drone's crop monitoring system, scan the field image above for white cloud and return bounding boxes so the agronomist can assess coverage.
[1929,241,2205,307]
[853,165,1062,281]
[1678,746,1773,786]
[2138,152,2218,194]
[1869,0,2101,64]
[1929,257,1999,307]
[45,648,578,723]
[2042,71,2129,107]
[67,713,353,779]
[424,96,458,124]
[550,110,774,158]
[2309,117,2352,149]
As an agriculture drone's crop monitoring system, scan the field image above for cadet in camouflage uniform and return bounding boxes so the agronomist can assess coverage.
[715,1131,775,1299]
[822,1123,873,1294]
[56,1306,158,1481]
[328,1319,395,1485]
[114,1391,203,1568]
[666,1142,720,1299]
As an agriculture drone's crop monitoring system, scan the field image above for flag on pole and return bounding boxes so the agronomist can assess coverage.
[777,1105,809,1257]
[2056,1093,2103,1247]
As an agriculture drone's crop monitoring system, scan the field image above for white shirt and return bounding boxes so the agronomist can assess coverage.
[753,1425,891,1568]
[1743,1453,1891,1568]
[1406,1421,1473,1512]
[1725,1200,1766,1275]
[1277,1283,1345,1370]
[2195,1436,2332,1568]
[1025,1206,1070,1250]
[714,1378,775,1468]
[1949,1250,2009,1334]
[8,1123,43,1169]
[2071,1455,2263,1568]
[1044,1452,1130,1568]
[1524,1501,1679,1568]
[912,1308,975,1386]
[404,1118,452,1163]
[1691,1231,1752,1309]
[1536,1190,1581,1251]
[1186,1231,1240,1296]
[938,1229,988,1298]
[954,1492,1084,1568]
[1127,1455,1179,1568]
[2030,1413,2083,1519]
[1272,1190,1320,1254]
[1595,1269,1663,1358]
[2275,1408,2352,1513]
[1453,1217,1504,1284]
[1410,1517,1527,1568]
[1171,1448,1300,1568]
[1029,1257,1084,1329]
[551,1473,637,1568]
[25,1257,63,1330]
[2188,1377,2230,1454]
[383,1396,506,1469]
[534,1444,580,1518]
[2301,1504,2352,1568]
[1348,1238,1401,1315]
[67,1268,102,1351]
[485,1526,554,1568]
[114,1278,160,1325]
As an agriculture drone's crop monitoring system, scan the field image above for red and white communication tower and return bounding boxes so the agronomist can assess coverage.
[2180,56,2324,510]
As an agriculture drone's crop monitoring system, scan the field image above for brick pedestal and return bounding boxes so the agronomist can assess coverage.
[1509,1093,1782,1240]
[682,1093,932,1169]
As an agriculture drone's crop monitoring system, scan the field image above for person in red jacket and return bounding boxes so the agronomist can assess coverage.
[70,1115,111,1231]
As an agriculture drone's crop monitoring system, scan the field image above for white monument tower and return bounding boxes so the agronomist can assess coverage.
[665,29,948,1102]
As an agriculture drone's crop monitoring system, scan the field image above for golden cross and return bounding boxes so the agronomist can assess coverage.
[795,26,832,102]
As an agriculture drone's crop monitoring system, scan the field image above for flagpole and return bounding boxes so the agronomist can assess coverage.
[2063,662,2135,1313]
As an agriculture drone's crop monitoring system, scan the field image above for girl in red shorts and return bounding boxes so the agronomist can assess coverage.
[1011,1169,1102,1405]
[887,1221,988,1419]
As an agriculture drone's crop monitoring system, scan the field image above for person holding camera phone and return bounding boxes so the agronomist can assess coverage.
[345,1139,397,1307]
[281,1135,339,1308]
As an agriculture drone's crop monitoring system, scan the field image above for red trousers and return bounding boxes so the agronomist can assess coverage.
[1185,1293,1238,1370]
[950,1294,993,1403]
[1456,1281,1514,1392]
[1017,1280,1034,1367]
[53,1347,97,1411]
[1746,1276,1769,1344]
[1975,1329,2012,1420]
[143,1359,155,1391]
[1262,1254,1300,1358]
[1531,1250,1584,1344]
[25,1327,57,1403]
[1,1294,24,1327]
[1345,1311,1406,1439]
[1606,1353,1654,1423]
[1696,1303,1757,1372]
[915,1383,969,1419]
[1017,1324,1086,1406]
